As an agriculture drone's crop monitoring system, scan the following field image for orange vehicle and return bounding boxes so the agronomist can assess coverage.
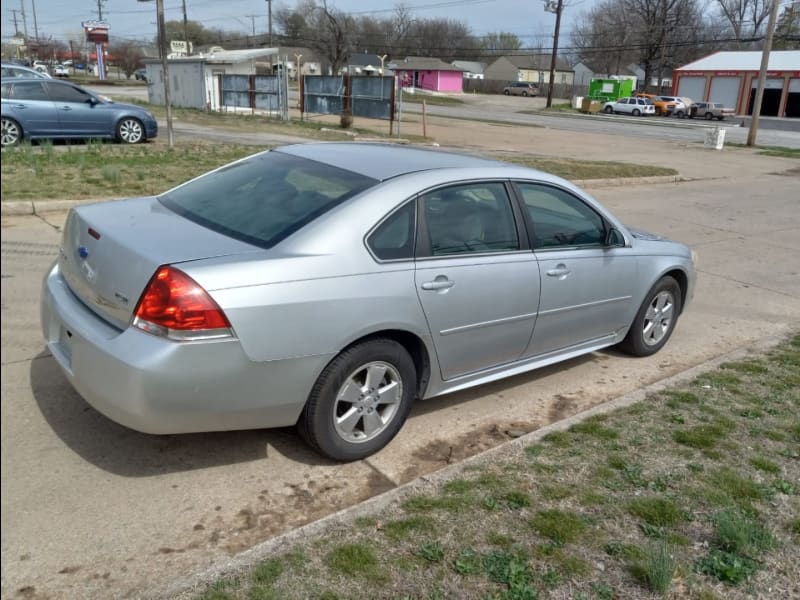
[634,92,676,116]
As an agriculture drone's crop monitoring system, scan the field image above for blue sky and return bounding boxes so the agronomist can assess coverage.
[2,0,585,49]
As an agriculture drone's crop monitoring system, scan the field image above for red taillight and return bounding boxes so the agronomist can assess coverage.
[132,266,231,339]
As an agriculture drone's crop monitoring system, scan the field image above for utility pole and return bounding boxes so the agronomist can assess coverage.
[266,0,272,46]
[182,0,189,54]
[544,0,564,109]
[97,0,105,20]
[31,0,39,41]
[19,0,28,41]
[10,9,21,36]
[138,0,174,147]
[747,0,781,146]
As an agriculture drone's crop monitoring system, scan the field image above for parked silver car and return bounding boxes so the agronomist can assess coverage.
[41,143,696,461]
[603,96,656,116]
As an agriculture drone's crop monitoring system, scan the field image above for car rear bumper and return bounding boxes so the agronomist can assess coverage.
[40,262,331,434]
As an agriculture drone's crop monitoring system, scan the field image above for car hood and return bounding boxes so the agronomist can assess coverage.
[100,100,153,116]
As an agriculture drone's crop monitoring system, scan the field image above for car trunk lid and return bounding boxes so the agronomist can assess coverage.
[59,197,261,330]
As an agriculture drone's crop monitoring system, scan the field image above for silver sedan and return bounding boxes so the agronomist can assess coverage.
[41,143,696,461]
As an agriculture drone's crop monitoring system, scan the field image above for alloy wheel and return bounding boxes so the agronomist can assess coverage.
[333,361,403,444]
[642,290,675,346]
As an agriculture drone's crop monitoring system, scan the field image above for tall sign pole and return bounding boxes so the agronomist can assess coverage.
[746,0,781,146]
[544,0,564,109]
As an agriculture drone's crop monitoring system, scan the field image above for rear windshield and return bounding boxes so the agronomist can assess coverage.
[159,151,377,249]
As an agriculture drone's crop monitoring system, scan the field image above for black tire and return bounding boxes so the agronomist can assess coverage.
[117,117,145,144]
[503,90,510,95]
[632,108,641,116]
[618,276,682,357]
[705,112,713,120]
[522,91,528,97]
[604,105,613,114]
[1,117,22,148]
[298,338,417,461]
[717,116,725,121]
[675,110,685,118]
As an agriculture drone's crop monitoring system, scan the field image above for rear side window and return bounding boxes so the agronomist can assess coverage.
[160,151,376,249]
[367,201,416,260]
[10,81,48,100]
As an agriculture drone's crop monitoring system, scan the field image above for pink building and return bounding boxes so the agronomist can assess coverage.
[389,57,464,93]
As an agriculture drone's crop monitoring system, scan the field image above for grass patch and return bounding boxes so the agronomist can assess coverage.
[530,510,586,545]
[197,335,800,599]
[400,91,464,106]
[497,154,677,180]
[324,543,385,580]
[627,497,685,527]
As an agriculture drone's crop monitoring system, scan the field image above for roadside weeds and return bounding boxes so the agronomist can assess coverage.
[184,334,799,600]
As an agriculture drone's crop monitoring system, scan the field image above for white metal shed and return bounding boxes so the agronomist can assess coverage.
[145,48,279,111]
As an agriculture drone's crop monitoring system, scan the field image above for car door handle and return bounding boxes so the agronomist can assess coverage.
[13,104,27,109]
[59,106,72,111]
[421,278,455,291]
[546,266,571,277]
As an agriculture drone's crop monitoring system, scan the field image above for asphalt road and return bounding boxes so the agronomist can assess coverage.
[3,161,800,598]
[97,85,800,149]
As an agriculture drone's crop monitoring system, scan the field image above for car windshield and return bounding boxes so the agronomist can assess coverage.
[160,151,377,249]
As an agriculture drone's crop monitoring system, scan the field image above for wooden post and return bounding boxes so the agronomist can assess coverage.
[422,99,427,138]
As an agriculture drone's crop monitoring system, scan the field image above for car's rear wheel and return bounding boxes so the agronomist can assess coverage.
[522,91,528,96]
[604,105,613,114]
[298,338,417,461]
[619,276,682,357]
[705,112,713,120]
[675,110,685,118]
[1,117,22,148]
[504,90,510,95]
[632,108,641,116]
[117,117,145,144]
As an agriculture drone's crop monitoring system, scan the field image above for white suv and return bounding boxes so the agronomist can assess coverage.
[603,96,656,116]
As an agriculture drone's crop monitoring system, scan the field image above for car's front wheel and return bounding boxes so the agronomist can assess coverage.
[504,90,510,95]
[117,117,145,144]
[1,117,22,148]
[619,276,682,357]
[604,105,613,114]
[705,112,713,120]
[632,108,641,116]
[298,338,417,461]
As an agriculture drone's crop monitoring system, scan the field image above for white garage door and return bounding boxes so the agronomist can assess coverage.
[677,76,705,104]
[751,78,784,89]
[709,76,740,108]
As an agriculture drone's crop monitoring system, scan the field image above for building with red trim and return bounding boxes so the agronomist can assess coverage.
[672,51,800,118]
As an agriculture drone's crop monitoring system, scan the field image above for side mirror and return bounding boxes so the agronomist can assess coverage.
[605,228,626,247]
[86,96,99,106]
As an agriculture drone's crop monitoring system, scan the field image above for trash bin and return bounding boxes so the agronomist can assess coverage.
[704,127,726,150]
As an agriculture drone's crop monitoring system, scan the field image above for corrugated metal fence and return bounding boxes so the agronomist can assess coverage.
[301,75,395,122]
[217,70,289,119]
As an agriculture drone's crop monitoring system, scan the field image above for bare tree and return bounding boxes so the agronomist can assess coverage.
[774,3,800,49]
[715,0,771,46]
[479,31,523,56]
[109,41,144,78]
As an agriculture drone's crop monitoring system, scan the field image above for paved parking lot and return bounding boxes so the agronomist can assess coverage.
[2,121,799,599]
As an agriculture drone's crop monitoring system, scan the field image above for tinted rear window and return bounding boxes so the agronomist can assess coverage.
[159,151,376,249]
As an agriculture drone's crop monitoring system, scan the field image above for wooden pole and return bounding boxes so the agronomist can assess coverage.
[422,99,427,138]
[747,0,781,146]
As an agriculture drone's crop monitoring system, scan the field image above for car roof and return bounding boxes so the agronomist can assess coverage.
[277,143,510,181]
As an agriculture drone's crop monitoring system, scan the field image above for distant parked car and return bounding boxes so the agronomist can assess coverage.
[134,68,147,81]
[658,95,691,118]
[503,82,539,97]
[53,64,70,78]
[602,96,656,116]
[689,102,735,121]
[1,62,51,79]
[1,78,158,147]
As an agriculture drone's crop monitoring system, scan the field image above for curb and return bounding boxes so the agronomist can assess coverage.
[533,109,745,131]
[157,331,792,600]
[1,198,114,217]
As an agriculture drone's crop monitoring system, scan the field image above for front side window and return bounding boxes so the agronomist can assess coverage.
[422,182,519,256]
[516,183,606,249]
[160,151,377,249]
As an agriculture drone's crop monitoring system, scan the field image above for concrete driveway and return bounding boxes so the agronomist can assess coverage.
[2,138,799,598]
